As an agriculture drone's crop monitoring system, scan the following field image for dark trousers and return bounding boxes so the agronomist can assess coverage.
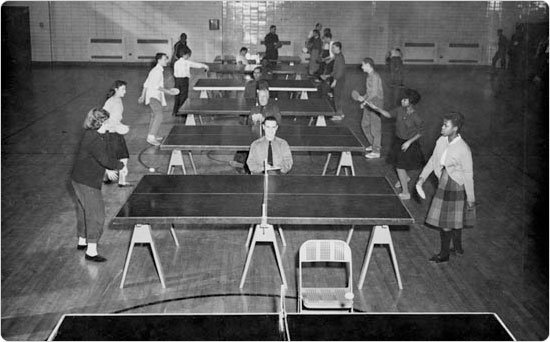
[492,50,506,69]
[72,181,104,243]
[173,77,189,115]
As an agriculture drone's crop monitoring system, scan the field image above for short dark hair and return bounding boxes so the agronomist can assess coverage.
[155,53,168,63]
[263,115,278,125]
[323,32,332,39]
[333,41,342,50]
[240,47,248,53]
[270,25,276,30]
[83,107,109,130]
[312,29,320,37]
[402,88,421,105]
[323,28,331,34]
[180,33,187,41]
[443,112,465,131]
[362,57,375,68]
[257,80,269,91]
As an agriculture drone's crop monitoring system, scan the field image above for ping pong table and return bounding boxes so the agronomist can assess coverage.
[48,312,515,340]
[160,125,364,175]
[193,79,317,99]
[177,98,335,126]
[206,63,303,78]
[112,175,414,289]
[214,54,302,65]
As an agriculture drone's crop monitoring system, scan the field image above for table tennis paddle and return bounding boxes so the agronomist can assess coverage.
[351,90,362,102]
[167,88,180,95]
[416,183,426,199]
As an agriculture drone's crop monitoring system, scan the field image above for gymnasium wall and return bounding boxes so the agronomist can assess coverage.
[4,1,548,65]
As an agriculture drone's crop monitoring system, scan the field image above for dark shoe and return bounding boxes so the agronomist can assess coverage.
[103,179,113,185]
[118,183,134,188]
[77,245,87,250]
[450,247,464,255]
[429,253,449,263]
[85,254,107,262]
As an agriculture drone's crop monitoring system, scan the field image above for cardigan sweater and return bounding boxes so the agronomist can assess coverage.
[419,135,475,202]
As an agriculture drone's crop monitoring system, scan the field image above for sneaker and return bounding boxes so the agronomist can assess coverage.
[365,152,380,159]
[155,136,164,141]
[330,115,343,121]
[398,193,411,200]
[146,138,161,146]
[365,146,373,152]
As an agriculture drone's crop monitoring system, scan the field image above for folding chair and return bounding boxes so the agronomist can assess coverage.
[298,240,354,313]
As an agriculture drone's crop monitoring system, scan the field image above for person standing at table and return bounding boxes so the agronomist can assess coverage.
[72,108,124,262]
[171,32,188,66]
[236,47,250,65]
[102,80,132,187]
[363,89,424,200]
[492,29,508,72]
[244,66,265,99]
[247,116,293,175]
[320,31,334,76]
[357,57,384,158]
[232,82,281,174]
[307,22,322,40]
[264,25,282,63]
[138,53,172,146]
[172,46,209,116]
[416,112,476,263]
[321,41,345,121]
[307,29,323,77]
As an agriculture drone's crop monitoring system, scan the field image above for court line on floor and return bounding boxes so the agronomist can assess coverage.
[111,292,366,314]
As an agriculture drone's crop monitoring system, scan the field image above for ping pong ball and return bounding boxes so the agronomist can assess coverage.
[149,167,155,173]
[345,292,354,300]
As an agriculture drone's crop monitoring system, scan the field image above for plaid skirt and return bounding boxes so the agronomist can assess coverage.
[425,169,476,229]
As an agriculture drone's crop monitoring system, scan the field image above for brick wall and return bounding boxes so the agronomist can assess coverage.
[5,1,548,64]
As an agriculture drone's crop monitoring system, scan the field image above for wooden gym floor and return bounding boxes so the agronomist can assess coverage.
[1,63,548,340]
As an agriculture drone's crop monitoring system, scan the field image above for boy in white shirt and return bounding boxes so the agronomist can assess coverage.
[236,47,249,65]
[172,46,209,116]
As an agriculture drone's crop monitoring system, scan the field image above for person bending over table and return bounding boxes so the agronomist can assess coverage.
[231,82,281,174]
[71,108,124,262]
[172,46,209,116]
[246,116,293,174]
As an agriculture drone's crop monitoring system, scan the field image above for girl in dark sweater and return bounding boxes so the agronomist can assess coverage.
[71,108,123,262]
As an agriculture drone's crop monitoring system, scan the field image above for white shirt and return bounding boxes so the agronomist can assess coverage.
[236,54,248,65]
[143,64,166,106]
[173,58,208,78]
[440,134,462,165]
[102,96,129,134]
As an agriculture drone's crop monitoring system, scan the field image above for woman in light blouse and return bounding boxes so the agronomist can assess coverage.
[417,112,476,263]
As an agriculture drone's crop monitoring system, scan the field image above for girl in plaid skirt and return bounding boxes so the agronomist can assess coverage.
[416,112,476,263]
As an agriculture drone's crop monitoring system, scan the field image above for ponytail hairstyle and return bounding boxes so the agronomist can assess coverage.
[106,80,127,100]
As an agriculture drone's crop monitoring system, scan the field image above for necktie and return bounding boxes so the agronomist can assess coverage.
[267,141,273,165]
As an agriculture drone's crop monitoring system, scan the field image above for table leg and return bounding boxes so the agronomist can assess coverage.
[185,114,197,126]
[120,224,166,289]
[336,152,354,176]
[322,153,332,176]
[300,91,309,100]
[315,116,326,126]
[200,90,208,98]
[170,223,180,247]
[187,152,197,174]
[240,223,286,288]
[167,150,186,175]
